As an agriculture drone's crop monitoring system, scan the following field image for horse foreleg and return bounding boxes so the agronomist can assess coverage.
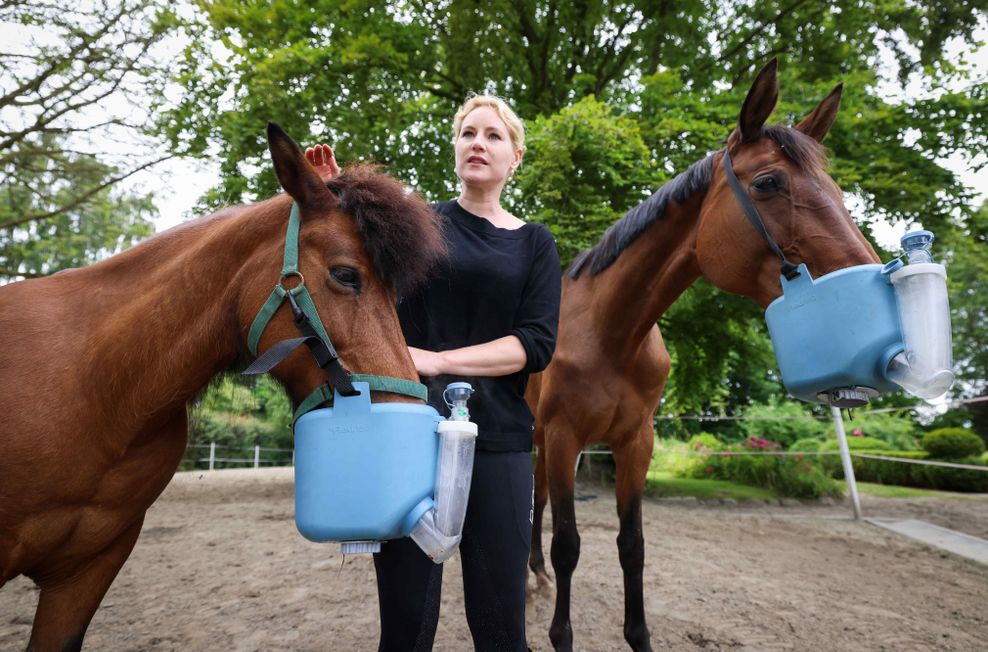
[546,434,581,652]
[528,443,551,589]
[612,426,655,652]
[28,516,145,652]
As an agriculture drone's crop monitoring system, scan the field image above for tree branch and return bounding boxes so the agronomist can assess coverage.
[646,0,674,76]
[0,42,150,152]
[708,0,813,73]
[0,2,129,109]
[591,11,638,93]
[0,267,46,279]
[0,154,172,230]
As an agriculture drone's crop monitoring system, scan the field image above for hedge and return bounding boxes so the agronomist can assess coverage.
[817,449,988,493]
[921,428,986,459]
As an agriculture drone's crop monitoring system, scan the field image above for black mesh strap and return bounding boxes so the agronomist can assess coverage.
[722,150,801,280]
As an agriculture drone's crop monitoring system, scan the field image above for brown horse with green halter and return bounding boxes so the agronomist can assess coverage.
[0,123,444,651]
[526,60,880,651]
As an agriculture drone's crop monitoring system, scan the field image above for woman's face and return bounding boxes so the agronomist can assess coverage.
[454,106,523,191]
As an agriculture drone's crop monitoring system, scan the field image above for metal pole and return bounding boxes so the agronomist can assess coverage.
[209,442,216,471]
[831,406,862,520]
[254,445,260,469]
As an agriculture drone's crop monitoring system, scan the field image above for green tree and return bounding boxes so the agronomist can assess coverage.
[159,1,987,208]
[511,96,662,267]
[940,202,988,395]
[0,1,175,280]
[658,280,780,417]
[185,374,294,468]
[157,0,988,419]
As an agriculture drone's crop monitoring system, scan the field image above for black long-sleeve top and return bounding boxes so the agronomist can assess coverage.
[398,200,562,452]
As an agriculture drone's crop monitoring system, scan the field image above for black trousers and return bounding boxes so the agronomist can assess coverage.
[374,450,534,652]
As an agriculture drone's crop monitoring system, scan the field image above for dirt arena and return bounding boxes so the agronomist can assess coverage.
[3,467,987,651]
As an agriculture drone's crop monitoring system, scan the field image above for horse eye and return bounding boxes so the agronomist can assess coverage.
[752,175,781,193]
[330,266,361,290]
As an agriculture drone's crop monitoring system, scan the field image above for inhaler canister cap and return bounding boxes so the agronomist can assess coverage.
[901,230,934,251]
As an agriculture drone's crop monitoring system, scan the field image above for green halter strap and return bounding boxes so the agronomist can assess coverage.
[244,202,427,423]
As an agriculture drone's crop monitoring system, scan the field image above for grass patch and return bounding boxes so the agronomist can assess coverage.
[645,470,775,501]
[843,481,941,498]
[842,480,988,501]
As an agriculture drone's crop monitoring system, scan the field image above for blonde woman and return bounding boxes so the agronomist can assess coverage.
[307,95,560,651]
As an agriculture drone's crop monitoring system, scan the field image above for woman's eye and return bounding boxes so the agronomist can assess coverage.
[330,266,361,290]
[752,175,780,192]
[488,132,502,140]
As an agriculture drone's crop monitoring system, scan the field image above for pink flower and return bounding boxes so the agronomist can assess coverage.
[744,436,781,449]
[852,428,864,437]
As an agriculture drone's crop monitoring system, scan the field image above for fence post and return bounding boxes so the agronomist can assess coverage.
[209,442,216,471]
[831,406,862,520]
[254,445,260,469]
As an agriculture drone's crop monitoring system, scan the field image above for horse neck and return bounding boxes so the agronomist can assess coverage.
[582,193,705,359]
[79,198,287,426]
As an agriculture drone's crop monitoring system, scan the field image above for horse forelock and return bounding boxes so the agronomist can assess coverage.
[568,155,714,279]
[325,164,446,296]
[761,125,827,175]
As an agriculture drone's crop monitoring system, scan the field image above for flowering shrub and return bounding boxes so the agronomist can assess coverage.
[686,444,841,499]
[836,413,919,450]
[688,433,724,452]
[743,436,781,449]
[740,401,827,448]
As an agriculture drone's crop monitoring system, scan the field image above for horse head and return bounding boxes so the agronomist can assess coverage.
[240,123,445,406]
[695,59,880,307]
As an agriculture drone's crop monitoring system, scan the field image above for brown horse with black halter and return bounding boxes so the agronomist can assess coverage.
[526,60,880,651]
[0,123,444,651]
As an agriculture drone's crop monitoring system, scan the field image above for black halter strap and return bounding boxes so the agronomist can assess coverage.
[243,288,358,397]
[722,150,801,281]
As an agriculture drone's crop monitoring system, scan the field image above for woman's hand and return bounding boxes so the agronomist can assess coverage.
[409,346,444,377]
[304,144,340,181]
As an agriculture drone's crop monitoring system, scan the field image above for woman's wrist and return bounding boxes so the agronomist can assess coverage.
[410,337,526,378]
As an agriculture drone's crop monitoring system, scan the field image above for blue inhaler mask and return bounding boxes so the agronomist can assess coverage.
[764,230,954,408]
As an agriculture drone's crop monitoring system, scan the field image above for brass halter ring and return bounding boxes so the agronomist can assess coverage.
[280,270,305,291]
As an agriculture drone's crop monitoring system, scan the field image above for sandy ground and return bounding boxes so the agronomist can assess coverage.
[3,467,988,651]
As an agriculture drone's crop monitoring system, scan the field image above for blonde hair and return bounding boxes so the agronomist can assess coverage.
[452,94,525,153]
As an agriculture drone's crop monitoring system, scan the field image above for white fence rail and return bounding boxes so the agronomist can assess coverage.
[187,443,293,470]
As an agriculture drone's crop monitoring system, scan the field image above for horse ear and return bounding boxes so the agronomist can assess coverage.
[737,58,779,143]
[267,122,327,206]
[795,83,843,143]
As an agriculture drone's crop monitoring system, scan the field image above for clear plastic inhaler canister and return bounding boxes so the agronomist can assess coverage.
[883,230,954,399]
[409,382,479,563]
